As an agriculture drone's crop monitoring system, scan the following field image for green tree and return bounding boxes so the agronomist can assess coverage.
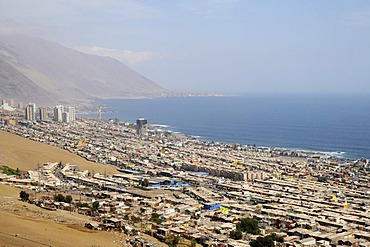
[19,191,29,202]
[2,166,20,175]
[75,202,89,208]
[317,176,327,183]
[190,239,197,247]
[236,218,260,234]
[230,229,243,240]
[250,234,282,247]
[269,233,284,243]
[150,213,162,224]
[166,234,180,247]
[142,178,149,187]
[65,195,73,203]
[54,194,65,202]
[250,235,274,247]
[92,201,99,211]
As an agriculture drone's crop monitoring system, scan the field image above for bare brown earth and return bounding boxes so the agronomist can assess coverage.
[0,131,126,246]
[0,183,128,247]
[0,130,118,174]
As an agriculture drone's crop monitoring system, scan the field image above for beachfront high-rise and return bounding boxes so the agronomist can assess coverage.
[25,103,36,121]
[53,105,63,122]
[136,118,148,136]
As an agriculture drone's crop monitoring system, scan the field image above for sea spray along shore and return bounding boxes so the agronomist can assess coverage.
[2,107,370,246]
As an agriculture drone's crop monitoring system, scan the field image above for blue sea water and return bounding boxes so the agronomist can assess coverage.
[96,95,370,160]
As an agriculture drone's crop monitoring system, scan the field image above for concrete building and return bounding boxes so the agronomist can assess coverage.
[18,102,23,109]
[136,118,147,136]
[54,105,63,122]
[39,107,47,122]
[9,99,14,107]
[62,112,70,123]
[25,103,36,121]
[1,99,5,106]
[67,106,75,122]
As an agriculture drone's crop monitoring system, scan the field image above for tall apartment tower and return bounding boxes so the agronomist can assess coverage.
[18,102,23,109]
[97,107,102,121]
[67,106,75,122]
[62,112,70,123]
[39,107,47,121]
[136,118,148,136]
[9,99,14,107]
[1,99,5,106]
[53,105,63,122]
[25,103,36,121]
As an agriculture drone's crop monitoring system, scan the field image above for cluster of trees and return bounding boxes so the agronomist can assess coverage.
[54,194,73,203]
[1,165,20,176]
[229,218,284,246]
[230,218,260,240]
[150,212,162,224]
[165,234,180,247]
[250,233,284,247]
[19,191,30,201]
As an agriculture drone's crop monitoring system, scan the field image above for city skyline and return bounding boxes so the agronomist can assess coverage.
[1,1,370,95]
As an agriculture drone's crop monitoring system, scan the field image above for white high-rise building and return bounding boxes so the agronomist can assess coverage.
[67,106,75,122]
[39,107,47,121]
[54,105,63,122]
[25,103,36,121]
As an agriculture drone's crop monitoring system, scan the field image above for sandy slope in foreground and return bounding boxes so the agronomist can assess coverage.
[0,130,118,174]
[0,131,169,247]
[0,130,125,246]
[0,183,127,247]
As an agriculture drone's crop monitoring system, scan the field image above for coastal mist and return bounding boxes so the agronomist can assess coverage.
[98,95,370,160]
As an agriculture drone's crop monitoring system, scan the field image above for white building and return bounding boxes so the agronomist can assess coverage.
[25,103,36,121]
[67,106,75,122]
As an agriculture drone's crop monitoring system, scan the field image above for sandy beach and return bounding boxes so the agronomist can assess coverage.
[0,130,118,174]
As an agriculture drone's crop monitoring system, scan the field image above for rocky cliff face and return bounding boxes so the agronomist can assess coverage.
[0,34,168,104]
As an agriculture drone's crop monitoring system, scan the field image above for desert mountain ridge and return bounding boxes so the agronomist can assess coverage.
[0,33,170,105]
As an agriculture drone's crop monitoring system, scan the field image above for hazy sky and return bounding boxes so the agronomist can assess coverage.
[1,0,370,94]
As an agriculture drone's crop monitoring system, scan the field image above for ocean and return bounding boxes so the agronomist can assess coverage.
[96,94,370,160]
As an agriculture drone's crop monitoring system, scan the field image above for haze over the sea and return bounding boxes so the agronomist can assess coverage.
[1,1,370,96]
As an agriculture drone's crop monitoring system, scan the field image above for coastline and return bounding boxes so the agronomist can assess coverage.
[92,95,370,160]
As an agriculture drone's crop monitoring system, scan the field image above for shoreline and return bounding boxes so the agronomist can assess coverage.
[88,95,369,160]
